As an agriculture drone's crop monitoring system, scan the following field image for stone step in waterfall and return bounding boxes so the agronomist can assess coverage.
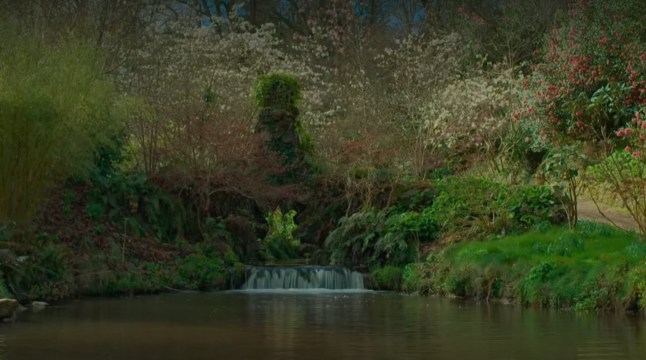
[242,266,365,290]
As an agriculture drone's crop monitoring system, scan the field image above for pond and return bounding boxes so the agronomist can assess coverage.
[0,291,644,360]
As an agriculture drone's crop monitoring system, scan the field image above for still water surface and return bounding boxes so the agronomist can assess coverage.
[0,291,644,360]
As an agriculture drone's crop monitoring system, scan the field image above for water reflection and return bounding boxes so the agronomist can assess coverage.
[0,334,5,360]
[0,292,643,360]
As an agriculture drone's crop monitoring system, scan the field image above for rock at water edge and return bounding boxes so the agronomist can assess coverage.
[0,298,19,320]
[31,301,49,312]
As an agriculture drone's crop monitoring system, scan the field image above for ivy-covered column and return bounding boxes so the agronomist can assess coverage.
[253,73,312,184]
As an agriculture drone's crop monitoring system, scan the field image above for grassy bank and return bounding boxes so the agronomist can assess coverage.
[405,222,646,313]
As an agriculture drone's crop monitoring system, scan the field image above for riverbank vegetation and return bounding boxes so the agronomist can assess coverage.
[402,223,646,312]
[0,0,644,314]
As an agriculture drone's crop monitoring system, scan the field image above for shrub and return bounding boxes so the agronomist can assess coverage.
[587,145,646,234]
[540,144,589,229]
[85,201,105,220]
[510,184,562,227]
[625,264,646,310]
[386,210,435,240]
[378,209,436,263]
[420,64,520,166]
[325,210,385,269]
[431,177,507,238]
[519,0,644,145]
[430,176,562,240]
[392,186,436,213]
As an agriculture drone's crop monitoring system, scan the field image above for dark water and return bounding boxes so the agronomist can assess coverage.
[0,291,644,360]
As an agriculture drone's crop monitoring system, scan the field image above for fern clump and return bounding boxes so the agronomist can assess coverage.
[325,209,432,269]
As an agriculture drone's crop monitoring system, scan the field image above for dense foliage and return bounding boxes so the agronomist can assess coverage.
[0,0,644,310]
[521,1,644,145]
[0,27,124,229]
[325,178,561,272]
[431,177,562,240]
[325,207,437,270]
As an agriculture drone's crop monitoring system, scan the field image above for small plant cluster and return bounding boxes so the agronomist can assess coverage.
[262,208,301,261]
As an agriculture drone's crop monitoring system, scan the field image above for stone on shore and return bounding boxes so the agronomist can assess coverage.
[31,301,49,312]
[0,298,19,320]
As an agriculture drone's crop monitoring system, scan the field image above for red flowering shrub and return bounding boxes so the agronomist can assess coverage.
[513,0,645,232]
[522,0,645,147]
[615,111,646,158]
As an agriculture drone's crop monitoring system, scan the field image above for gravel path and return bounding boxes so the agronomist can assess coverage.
[577,198,640,231]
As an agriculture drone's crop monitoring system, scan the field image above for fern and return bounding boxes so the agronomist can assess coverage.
[325,209,420,268]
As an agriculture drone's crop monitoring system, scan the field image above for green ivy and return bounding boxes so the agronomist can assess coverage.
[252,73,301,110]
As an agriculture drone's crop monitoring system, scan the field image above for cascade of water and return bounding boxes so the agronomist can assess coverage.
[242,266,365,290]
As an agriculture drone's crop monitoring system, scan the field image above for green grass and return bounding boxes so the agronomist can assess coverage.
[414,222,646,312]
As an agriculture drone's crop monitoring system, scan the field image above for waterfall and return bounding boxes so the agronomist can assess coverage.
[242,266,365,290]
